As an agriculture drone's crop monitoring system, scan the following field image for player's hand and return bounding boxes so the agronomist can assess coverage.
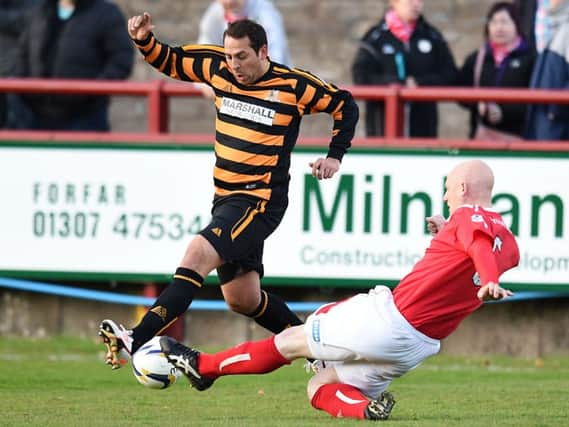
[426,214,446,235]
[309,157,340,180]
[128,12,155,41]
[477,282,513,302]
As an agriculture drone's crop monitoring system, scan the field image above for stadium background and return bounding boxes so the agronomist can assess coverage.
[1,0,569,359]
[108,0,488,137]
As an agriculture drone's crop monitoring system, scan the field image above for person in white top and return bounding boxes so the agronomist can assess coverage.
[196,0,292,99]
[198,0,291,66]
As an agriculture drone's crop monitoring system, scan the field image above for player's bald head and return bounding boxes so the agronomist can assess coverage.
[451,160,494,193]
[445,160,494,213]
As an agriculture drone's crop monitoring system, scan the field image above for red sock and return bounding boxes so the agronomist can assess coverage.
[198,336,291,378]
[310,383,368,420]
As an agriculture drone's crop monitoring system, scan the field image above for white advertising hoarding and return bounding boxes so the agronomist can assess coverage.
[0,144,567,288]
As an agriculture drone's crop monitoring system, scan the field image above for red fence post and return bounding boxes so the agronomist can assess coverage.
[148,80,168,134]
[384,85,401,138]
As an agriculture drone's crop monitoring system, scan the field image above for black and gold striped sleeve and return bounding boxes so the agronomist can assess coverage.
[293,68,359,162]
[133,33,225,84]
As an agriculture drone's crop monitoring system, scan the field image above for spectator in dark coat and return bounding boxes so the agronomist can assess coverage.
[0,0,39,127]
[525,0,569,140]
[457,2,535,139]
[352,0,457,137]
[8,0,134,131]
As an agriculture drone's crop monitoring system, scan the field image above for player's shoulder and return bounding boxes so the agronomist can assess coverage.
[452,205,509,232]
[453,204,493,217]
[284,66,340,93]
[181,44,225,59]
[270,64,314,84]
[450,205,489,225]
[264,63,301,87]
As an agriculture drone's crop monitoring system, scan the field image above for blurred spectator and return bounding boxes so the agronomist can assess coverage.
[7,0,133,131]
[198,0,291,66]
[456,2,535,140]
[514,0,557,53]
[526,0,569,140]
[352,0,456,137]
[0,0,38,128]
[197,0,291,99]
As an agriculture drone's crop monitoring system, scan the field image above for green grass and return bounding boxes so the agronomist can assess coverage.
[1,337,568,426]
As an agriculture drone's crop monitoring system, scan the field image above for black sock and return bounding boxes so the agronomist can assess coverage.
[248,290,303,334]
[131,267,203,352]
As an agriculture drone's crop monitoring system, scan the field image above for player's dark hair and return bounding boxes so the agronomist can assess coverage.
[223,19,268,53]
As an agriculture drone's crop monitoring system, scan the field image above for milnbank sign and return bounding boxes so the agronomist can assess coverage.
[0,143,567,289]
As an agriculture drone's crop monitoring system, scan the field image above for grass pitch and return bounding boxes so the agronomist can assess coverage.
[1,337,568,426]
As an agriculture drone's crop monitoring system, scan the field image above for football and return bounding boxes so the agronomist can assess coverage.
[132,336,181,389]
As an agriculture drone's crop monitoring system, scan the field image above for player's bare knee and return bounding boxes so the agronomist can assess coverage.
[224,290,260,314]
[274,326,310,360]
[225,298,257,314]
[221,271,262,314]
[180,235,222,275]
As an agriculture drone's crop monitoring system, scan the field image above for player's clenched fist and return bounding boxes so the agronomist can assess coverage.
[426,214,445,235]
[128,12,155,41]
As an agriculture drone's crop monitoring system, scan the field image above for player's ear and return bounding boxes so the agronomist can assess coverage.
[259,44,268,60]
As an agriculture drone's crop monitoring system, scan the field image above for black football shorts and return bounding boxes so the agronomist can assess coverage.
[200,195,286,283]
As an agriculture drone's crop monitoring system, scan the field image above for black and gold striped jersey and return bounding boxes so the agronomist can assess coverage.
[135,34,358,204]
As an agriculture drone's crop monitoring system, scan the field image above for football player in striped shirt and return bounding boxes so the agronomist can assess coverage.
[99,13,359,370]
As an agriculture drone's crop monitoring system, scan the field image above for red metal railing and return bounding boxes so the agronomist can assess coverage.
[1,78,569,151]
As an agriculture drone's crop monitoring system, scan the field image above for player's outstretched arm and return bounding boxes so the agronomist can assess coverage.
[477,281,514,301]
[128,12,155,41]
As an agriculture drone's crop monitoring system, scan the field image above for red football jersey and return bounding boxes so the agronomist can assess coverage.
[392,205,520,339]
